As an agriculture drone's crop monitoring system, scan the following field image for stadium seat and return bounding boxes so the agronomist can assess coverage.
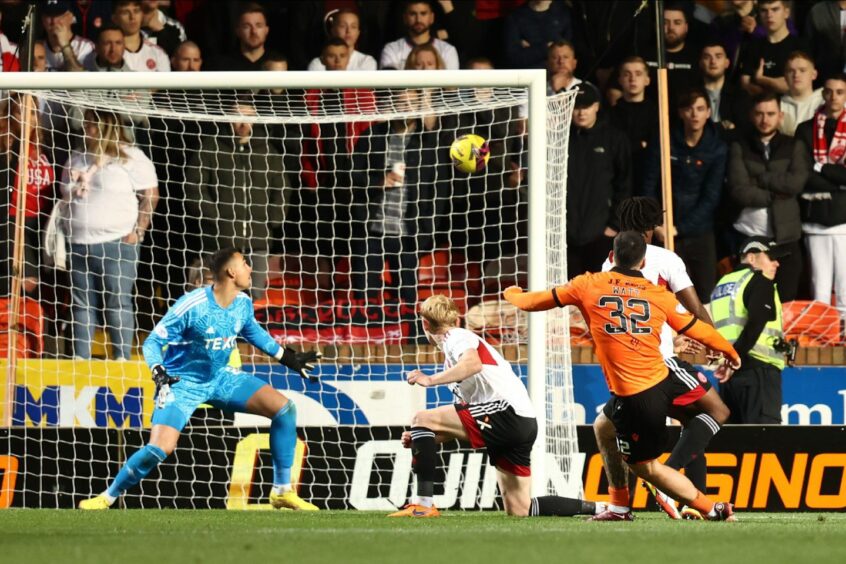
[782,300,844,346]
[254,300,344,343]
[0,297,44,357]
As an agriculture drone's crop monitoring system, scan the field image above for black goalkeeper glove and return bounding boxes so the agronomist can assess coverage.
[280,348,321,382]
[152,364,180,399]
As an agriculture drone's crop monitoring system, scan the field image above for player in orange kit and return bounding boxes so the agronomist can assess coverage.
[504,231,740,521]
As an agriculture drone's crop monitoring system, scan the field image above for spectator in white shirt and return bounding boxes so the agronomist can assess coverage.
[112,0,170,72]
[41,1,93,72]
[380,1,459,70]
[62,109,160,360]
[779,51,823,136]
[171,40,203,72]
[308,9,377,71]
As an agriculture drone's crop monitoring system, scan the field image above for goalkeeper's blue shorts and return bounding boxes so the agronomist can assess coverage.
[151,367,267,431]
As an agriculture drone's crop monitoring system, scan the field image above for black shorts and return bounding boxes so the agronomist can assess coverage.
[455,402,538,476]
[604,369,709,464]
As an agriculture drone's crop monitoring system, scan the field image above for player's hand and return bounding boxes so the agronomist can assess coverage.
[401,431,412,448]
[714,357,740,383]
[384,171,403,188]
[407,369,432,387]
[503,286,524,302]
[151,364,180,393]
[281,348,321,382]
[673,335,703,355]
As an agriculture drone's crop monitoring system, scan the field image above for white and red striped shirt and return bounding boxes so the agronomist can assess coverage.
[439,327,535,418]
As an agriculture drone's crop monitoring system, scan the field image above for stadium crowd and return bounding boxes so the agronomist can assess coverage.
[0,0,844,357]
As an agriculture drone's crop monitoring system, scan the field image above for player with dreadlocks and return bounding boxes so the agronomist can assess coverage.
[590,197,733,521]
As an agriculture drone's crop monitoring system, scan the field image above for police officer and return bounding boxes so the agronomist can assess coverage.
[710,237,790,424]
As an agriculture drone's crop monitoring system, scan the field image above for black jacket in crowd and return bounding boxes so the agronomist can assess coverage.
[727,130,810,244]
[350,120,448,251]
[184,134,290,252]
[566,119,632,246]
[794,117,846,227]
[609,97,658,188]
[643,121,727,238]
[708,80,752,142]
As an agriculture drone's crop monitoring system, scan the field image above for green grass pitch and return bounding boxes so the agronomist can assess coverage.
[3,510,845,564]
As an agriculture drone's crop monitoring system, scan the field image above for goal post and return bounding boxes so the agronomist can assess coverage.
[0,70,578,508]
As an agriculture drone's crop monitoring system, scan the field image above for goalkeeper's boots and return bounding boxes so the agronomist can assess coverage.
[270,490,319,511]
[588,509,634,521]
[387,504,440,518]
[681,505,704,520]
[78,495,112,510]
[644,480,681,520]
[708,502,736,522]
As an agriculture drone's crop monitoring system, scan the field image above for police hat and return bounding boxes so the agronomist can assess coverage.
[739,236,790,260]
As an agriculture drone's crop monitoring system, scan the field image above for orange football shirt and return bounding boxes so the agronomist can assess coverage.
[553,269,699,396]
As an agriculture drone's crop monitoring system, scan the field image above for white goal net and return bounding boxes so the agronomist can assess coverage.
[0,71,577,510]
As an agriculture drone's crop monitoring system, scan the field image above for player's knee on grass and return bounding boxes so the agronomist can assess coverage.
[502,491,530,517]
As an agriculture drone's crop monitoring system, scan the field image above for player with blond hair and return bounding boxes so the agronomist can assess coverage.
[390,295,604,518]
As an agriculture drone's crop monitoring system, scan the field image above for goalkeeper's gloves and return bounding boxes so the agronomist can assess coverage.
[279,347,321,382]
[152,364,180,400]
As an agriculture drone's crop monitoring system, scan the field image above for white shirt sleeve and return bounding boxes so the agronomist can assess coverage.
[357,52,378,71]
[307,57,325,71]
[123,147,158,190]
[666,252,694,293]
[379,40,403,70]
[153,45,171,72]
[439,42,460,70]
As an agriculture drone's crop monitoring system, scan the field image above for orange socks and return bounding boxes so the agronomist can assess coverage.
[688,490,716,515]
[609,486,630,510]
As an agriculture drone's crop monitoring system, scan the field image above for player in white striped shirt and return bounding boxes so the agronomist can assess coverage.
[389,295,603,518]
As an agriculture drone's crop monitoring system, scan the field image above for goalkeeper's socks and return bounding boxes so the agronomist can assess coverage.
[530,496,595,516]
[270,401,297,487]
[666,414,719,473]
[410,427,437,501]
[270,484,292,496]
[417,496,434,508]
[106,444,167,498]
[608,486,631,514]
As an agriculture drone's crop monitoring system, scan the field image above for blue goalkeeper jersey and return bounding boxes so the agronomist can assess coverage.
[142,286,280,383]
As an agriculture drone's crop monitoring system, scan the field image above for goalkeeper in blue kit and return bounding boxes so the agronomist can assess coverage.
[79,248,321,510]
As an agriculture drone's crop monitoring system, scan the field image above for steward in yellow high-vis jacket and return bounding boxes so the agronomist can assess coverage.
[710,237,790,423]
